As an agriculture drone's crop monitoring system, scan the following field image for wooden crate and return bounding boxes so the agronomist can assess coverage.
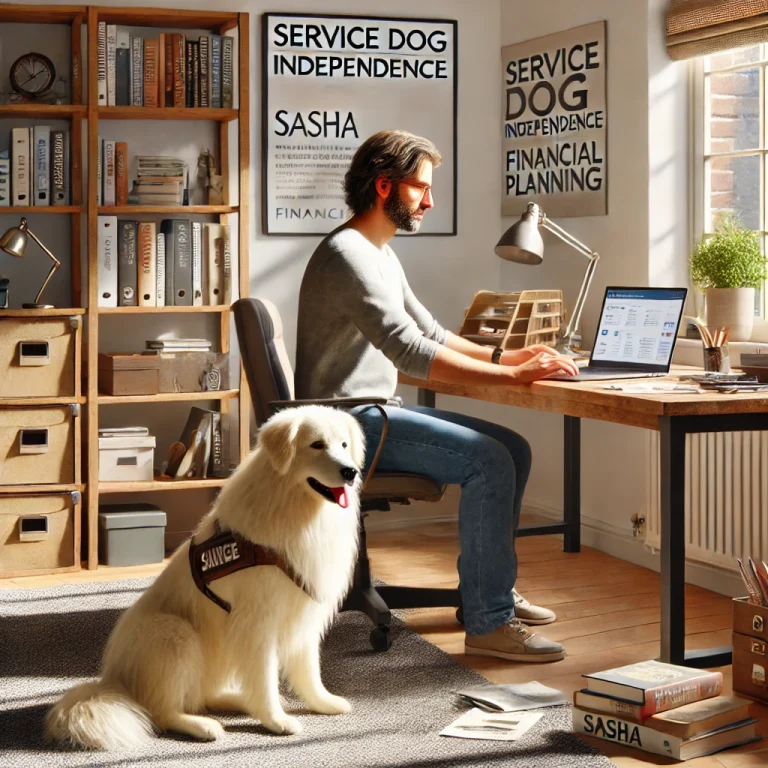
[459,290,564,350]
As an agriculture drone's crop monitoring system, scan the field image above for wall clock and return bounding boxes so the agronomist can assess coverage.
[9,52,56,99]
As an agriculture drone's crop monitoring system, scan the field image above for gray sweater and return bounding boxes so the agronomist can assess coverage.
[295,227,446,399]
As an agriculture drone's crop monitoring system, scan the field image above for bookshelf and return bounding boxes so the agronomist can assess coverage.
[0,8,86,578]
[84,6,250,570]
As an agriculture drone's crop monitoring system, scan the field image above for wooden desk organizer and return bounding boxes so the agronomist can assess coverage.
[459,290,564,350]
[733,596,768,704]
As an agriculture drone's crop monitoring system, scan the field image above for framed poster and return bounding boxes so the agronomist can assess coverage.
[501,21,607,218]
[263,13,457,235]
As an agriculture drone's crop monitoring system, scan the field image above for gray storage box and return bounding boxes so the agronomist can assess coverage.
[98,503,167,566]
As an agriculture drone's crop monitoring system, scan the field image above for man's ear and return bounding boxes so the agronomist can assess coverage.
[375,175,392,200]
[258,414,303,475]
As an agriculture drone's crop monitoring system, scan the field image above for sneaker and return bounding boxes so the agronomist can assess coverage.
[464,618,565,663]
[513,588,556,626]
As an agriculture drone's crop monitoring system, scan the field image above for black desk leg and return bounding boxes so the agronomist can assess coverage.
[417,387,436,408]
[659,416,686,665]
[564,416,581,553]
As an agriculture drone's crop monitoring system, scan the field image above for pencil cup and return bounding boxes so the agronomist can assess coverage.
[703,344,731,373]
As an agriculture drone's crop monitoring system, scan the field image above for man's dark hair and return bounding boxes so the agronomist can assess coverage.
[344,130,442,216]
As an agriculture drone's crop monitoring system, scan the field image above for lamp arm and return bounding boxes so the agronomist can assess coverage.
[26,227,61,305]
[540,217,597,260]
[563,253,600,343]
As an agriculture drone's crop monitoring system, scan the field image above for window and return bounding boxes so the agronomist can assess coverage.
[694,45,766,318]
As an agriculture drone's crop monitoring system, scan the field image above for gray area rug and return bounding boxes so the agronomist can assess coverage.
[0,578,613,767]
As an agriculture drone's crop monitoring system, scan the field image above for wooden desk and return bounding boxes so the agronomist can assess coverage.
[401,366,768,669]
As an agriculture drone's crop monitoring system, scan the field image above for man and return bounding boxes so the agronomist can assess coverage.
[295,130,578,662]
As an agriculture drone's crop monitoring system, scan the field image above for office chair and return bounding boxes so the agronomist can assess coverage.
[233,297,461,650]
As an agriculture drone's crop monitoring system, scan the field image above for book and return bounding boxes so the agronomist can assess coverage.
[137,222,157,306]
[156,231,166,307]
[167,407,215,479]
[115,30,131,106]
[97,216,119,307]
[32,125,50,206]
[117,219,138,306]
[131,36,143,106]
[222,36,233,108]
[582,660,723,714]
[572,707,758,760]
[106,24,117,106]
[0,150,9,206]
[99,426,149,438]
[144,38,159,107]
[97,21,107,105]
[51,130,68,206]
[648,696,753,740]
[103,140,116,206]
[192,221,203,306]
[115,142,128,205]
[11,127,30,206]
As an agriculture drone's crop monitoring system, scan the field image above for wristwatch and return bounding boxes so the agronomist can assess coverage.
[491,346,503,365]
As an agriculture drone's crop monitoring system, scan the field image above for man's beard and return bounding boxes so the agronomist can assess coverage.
[384,187,423,232]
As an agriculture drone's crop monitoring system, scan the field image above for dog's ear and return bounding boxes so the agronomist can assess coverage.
[258,414,303,475]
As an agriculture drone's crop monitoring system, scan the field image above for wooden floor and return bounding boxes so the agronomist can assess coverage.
[3,518,768,767]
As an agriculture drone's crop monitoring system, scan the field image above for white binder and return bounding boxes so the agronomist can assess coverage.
[98,215,118,307]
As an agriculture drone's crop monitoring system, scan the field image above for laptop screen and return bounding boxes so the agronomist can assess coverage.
[590,287,688,371]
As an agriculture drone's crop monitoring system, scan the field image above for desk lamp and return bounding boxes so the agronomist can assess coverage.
[495,201,599,358]
[0,217,61,309]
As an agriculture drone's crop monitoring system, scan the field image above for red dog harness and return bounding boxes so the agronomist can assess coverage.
[188,520,317,612]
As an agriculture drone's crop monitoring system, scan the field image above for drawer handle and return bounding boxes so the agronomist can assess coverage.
[18,515,49,542]
[19,428,49,454]
[754,615,765,633]
[753,640,767,655]
[117,456,138,466]
[18,341,50,366]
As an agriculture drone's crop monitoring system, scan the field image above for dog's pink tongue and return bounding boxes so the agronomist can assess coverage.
[331,487,349,508]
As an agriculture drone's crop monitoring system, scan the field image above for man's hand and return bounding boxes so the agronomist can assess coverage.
[511,351,579,384]
[500,344,557,366]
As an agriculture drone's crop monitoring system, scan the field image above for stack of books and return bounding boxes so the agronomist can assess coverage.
[572,660,759,760]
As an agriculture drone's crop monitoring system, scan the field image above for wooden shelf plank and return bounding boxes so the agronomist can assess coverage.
[0,484,84,494]
[0,206,84,215]
[0,308,85,317]
[0,6,85,24]
[95,8,237,30]
[97,205,237,215]
[0,104,86,119]
[0,397,86,406]
[98,389,238,405]
[98,107,237,122]
[100,477,228,493]
[98,306,229,315]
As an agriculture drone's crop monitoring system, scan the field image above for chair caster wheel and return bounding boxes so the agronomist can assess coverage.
[370,625,391,651]
[455,606,464,625]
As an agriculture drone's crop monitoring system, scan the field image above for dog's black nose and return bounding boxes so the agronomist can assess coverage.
[340,466,357,483]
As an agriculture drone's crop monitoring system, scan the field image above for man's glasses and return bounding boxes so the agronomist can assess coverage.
[399,178,433,198]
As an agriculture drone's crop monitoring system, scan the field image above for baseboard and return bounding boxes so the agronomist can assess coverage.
[523,502,746,598]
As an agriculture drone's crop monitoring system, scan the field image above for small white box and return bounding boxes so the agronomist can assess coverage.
[99,435,155,482]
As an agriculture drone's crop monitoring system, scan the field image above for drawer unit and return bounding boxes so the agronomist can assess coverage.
[0,492,80,576]
[733,597,768,704]
[0,315,80,398]
[0,405,78,485]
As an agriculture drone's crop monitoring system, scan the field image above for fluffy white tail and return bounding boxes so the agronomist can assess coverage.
[45,681,155,750]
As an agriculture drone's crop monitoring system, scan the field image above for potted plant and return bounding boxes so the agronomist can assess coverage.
[690,216,768,341]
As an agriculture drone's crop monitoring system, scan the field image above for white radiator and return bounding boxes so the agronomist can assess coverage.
[645,431,768,570]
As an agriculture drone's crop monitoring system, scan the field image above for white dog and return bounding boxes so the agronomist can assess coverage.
[46,405,365,749]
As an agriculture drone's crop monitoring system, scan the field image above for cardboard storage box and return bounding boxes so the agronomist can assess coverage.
[99,434,155,482]
[0,315,80,398]
[98,353,160,396]
[0,492,79,576]
[733,597,768,704]
[0,405,77,485]
[98,503,166,566]
[149,352,229,393]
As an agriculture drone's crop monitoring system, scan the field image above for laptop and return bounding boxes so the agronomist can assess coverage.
[548,286,688,381]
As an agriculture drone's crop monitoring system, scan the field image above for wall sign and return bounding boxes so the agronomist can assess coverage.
[263,13,457,235]
[501,21,607,218]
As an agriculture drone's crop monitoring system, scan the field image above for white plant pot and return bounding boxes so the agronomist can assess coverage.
[705,287,755,342]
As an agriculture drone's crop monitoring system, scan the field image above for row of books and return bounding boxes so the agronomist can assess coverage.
[97,22,234,109]
[1,126,70,206]
[572,659,759,760]
[163,406,227,480]
[97,141,187,206]
[97,217,231,308]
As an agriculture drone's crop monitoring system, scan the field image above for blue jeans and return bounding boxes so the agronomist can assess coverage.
[352,404,531,636]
